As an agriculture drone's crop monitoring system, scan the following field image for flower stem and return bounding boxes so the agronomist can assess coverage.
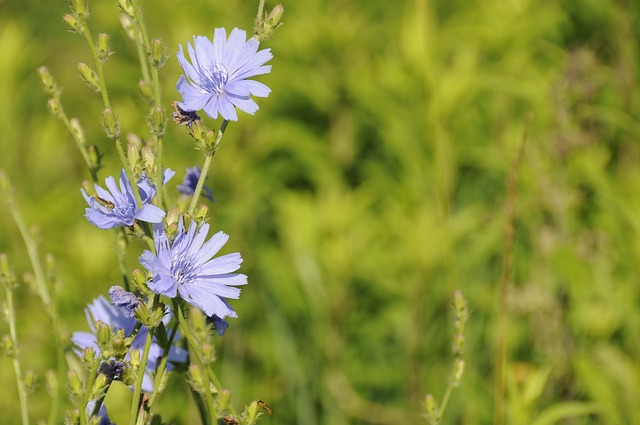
[188,120,229,216]
[147,321,179,407]
[4,286,30,425]
[129,326,155,425]
[80,357,101,425]
[257,0,266,20]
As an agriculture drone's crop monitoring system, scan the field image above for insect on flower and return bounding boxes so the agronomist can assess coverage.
[172,101,201,126]
[93,195,115,210]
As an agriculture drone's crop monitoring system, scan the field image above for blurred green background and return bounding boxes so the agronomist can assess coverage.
[1,0,640,423]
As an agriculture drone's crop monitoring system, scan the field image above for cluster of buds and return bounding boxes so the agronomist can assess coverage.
[253,4,284,42]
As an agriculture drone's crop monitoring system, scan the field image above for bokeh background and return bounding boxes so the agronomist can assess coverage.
[1,0,640,423]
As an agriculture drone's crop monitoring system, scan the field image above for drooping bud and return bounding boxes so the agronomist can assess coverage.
[78,63,100,92]
[151,38,166,67]
[96,33,111,62]
[102,108,120,139]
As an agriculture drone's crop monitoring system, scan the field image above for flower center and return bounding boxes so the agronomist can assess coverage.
[200,63,228,95]
[171,254,199,285]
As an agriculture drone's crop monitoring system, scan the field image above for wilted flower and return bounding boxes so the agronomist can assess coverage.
[108,285,140,318]
[177,166,214,201]
[176,27,272,121]
[72,296,187,392]
[207,313,230,336]
[81,169,174,230]
[139,219,247,320]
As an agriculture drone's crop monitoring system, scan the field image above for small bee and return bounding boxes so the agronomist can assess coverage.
[172,101,201,126]
[93,195,115,210]
[257,400,273,416]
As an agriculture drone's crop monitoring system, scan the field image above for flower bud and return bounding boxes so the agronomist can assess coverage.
[151,38,166,67]
[254,4,284,41]
[87,144,102,171]
[78,63,100,92]
[69,118,85,146]
[130,349,140,368]
[245,401,260,424]
[147,106,166,137]
[141,146,155,172]
[188,365,204,393]
[45,370,58,397]
[117,0,135,18]
[47,97,63,118]
[2,334,15,357]
[63,14,83,33]
[95,321,112,352]
[112,329,127,357]
[218,389,231,412]
[67,370,83,400]
[266,4,284,27]
[24,370,37,393]
[194,204,208,223]
[423,393,439,422]
[452,359,465,387]
[0,254,17,289]
[96,33,111,62]
[38,67,57,96]
[71,0,88,19]
[128,141,141,168]
[138,80,154,103]
[91,373,109,399]
[102,108,120,139]
[166,208,180,228]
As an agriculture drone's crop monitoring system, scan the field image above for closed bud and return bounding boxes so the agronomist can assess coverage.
[452,359,465,387]
[88,145,102,172]
[141,146,155,172]
[82,346,96,366]
[78,63,100,92]
[201,342,215,364]
[47,97,63,118]
[423,393,439,422]
[96,33,111,62]
[131,269,151,296]
[218,389,231,412]
[117,0,135,18]
[38,67,57,96]
[95,321,112,352]
[188,365,204,392]
[147,106,166,137]
[254,4,284,41]
[0,254,17,289]
[91,373,108,399]
[266,4,284,28]
[24,370,37,393]
[70,118,85,146]
[151,39,166,67]
[130,349,140,368]
[453,332,464,356]
[67,370,83,399]
[128,141,141,167]
[22,272,36,293]
[2,334,15,357]
[66,408,81,425]
[194,204,209,223]
[63,14,83,33]
[71,0,88,19]
[245,401,260,424]
[112,329,127,357]
[166,208,180,228]
[102,108,120,139]
[138,80,154,103]
[45,370,58,397]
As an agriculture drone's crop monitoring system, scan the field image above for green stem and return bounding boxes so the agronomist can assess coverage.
[154,134,164,208]
[80,357,101,425]
[188,121,229,216]
[4,287,30,425]
[129,327,155,425]
[80,24,110,110]
[257,0,266,20]
[147,321,180,407]
[57,112,97,182]
[116,139,143,208]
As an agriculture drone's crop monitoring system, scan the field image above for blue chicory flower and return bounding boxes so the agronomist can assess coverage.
[176,27,272,121]
[139,219,247,320]
[207,314,230,336]
[72,296,187,392]
[81,169,174,230]
[177,166,214,201]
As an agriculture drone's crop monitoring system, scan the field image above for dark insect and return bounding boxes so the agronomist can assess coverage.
[222,416,239,425]
[257,400,273,416]
[172,101,200,126]
[93,195,115,210]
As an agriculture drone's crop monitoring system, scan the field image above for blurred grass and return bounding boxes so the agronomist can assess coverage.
[0,0,639,423]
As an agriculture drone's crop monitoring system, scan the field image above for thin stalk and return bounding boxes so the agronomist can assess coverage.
[493,119,528,425]
[4,287,30,425]
[188,120,229,215]
[129,328,155,425]
[148,321,180,406]
[257,0,266,20]
[56,112,97,182]
[80,357,101,425]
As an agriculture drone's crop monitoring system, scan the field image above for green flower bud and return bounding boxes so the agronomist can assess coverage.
[71,0,88,19]
[24,370,37,393]
[96,33,111,62]
[245,400,261,424]
[138,80,154,103]
[452,359,465,387]
[218,389,231,412]
[130,349,140,368]
[91,373,108,399]
[67,370,83,401]
[63,14,83,33]
[131,269,151,296]
[2,334,15,357]
[266,4,284,27]
[147,106,166,137]
[194,204,208,223]
[151,38,166,67]
[141,146,155,173]
[38,66,58,96]
[45,369,58,397]
[117,0,135,18]
[78,63,100,92]
[102,108,120,139]
[95,321,112,352]
[254,4,284,41]
[188,365,204,393]
[70,118,85,146]
[0,254,17,289]
[87,145,102,173]
[47,97,63,119]
[128,141,141,167]
[166,207,180,228]
[423,393,439,422]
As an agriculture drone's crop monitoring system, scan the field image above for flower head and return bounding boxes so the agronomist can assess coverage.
[108,285,140,318]
[177,166,214,201]
[139,219,247,320]
[176,27,272,121]
[72,296,187,392]
[81,169,174,230]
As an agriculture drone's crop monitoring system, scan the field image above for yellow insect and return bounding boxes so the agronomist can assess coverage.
[257,400,272,416]
[93,195,115,210]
